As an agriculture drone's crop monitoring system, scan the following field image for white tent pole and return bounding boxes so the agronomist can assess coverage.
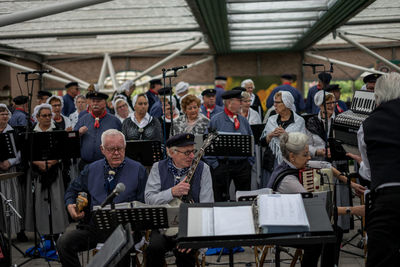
[42,63,89,88]
[105,53,118,91]
[0,0,112,27]
[135,56,213,87]
[132,37,202,82]
[98,55,108,90]
[337,31,400,72]
[0,58,77,85]
[305,52,386,75]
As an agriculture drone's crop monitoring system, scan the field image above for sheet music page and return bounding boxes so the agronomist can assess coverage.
[258,194,309,227]
[213,206,255,236]
[187,207,214,237]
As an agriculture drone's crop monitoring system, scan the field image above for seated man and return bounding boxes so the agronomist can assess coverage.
[57,129,148,267]
[145,133,214,267]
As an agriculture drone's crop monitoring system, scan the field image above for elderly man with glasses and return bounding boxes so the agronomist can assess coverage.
[144,133,214,267]
[57,129,148,267]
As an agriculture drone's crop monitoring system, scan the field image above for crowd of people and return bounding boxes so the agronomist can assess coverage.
[0,70,398,267]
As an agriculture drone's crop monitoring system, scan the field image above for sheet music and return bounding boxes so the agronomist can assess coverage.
[258,194,309,228]
[213,206,255,236]
[187,206,255,236]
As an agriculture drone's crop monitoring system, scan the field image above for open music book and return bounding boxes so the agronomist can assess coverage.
[258,194,310,234]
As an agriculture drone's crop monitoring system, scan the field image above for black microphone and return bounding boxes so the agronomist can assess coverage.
[33,70,52,74]
[302,63,324,67]
[167,65,187,71]
[17,71,34,75]
[100,182,126,208]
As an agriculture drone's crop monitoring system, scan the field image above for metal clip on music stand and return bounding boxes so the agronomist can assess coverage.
[0,131,17,162]
[125,140,163,166]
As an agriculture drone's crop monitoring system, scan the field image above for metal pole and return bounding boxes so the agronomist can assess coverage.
[42,63,89,88]
[337,31,400,72]
[0,58,79,85]
[0,0,112,27]
[98,55,108,90]
[305,53,386,75]
[132,37,202,82]
[134,56,213,87]
[105,53,118,91]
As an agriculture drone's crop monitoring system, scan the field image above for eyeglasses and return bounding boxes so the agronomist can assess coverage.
[103,146,124,153]
[325,101,337,105]
[175,149,196,156]
[51,104,61,108]
[274,101,283,104]
[40,114,52,118]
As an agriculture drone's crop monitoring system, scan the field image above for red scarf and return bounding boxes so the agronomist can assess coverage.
[206,105,215,119]
[317,85,322,90]
[216,85,224,89]
[15,107,25,112]
[336,103,343,113]
[283,82,291,85]
[90,110,107,128]
[149,89,158,95]
[224,107,240,130]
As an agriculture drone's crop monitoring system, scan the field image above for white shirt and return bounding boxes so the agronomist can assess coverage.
[131,112,151,128]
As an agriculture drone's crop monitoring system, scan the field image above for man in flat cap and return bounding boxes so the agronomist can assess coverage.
[363,73,382,91]
[214,76,227,107]
[74,92,121,170]
[146,79,163,111]
[267,74,305,113]
[36,90,52,105]
[200,88,223,119]
[326,84,348,115]
[9,95,30,127]
[145,133,213,267]
[63,82,80,117]
[206,88,254,201]
[305,72,332,114]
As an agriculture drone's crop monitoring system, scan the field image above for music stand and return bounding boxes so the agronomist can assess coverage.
[0,131,17,161]
[204,134,254,157]
[92,206,169,231]
[87,224,134,267]
[125,140,162,166]
[20,130,80,264]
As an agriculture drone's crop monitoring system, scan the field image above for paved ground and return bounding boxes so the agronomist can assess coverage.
[9,220,366,267]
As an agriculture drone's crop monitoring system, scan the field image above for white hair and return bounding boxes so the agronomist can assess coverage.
[33,103,52,119]
[280,132,309,160]
[241,79,255,89]
[0,104,11,119]
[374,72,400,106]
[166,146,178,157]
[101,129,126,147]
[46,95,64,109]
[74,94,86,107]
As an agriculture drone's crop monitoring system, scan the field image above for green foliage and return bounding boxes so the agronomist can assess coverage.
[304,79,364,102]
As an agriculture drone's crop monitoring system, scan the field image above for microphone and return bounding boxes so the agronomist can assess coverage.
[302,63,324,67]
[306,160,332,169]
[167,65,187,71]
[100,183,125,208]
[17,70,52,75]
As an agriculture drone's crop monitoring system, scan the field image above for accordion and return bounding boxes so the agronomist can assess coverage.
[333,90,375,147]
[300,168,333,192]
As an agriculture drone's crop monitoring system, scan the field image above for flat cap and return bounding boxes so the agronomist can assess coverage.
[221,89,243,100]
[363,73,382,84]
[281,74,294,80]
[149,79,162,85]
[37,90,52,98]
[86,92,108,100]
[215,76,227,81]
[318,72,332,84]
[13,95,29,105]
[166,133,195,148]
[65,82,79,89]
[326,84,341,92]
[158,87,172,96]
[232,86,246,92]
[201,88,217,96]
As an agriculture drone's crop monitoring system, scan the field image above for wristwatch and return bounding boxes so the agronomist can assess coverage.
[346,207,352,215]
